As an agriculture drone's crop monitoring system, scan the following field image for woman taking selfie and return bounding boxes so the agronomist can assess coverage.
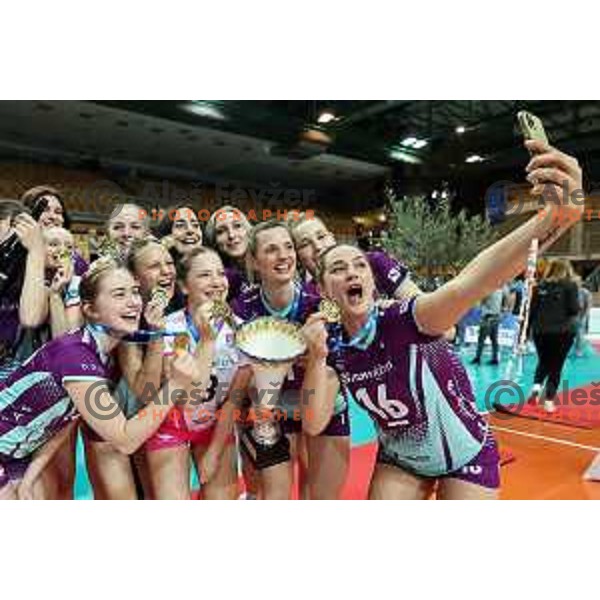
[301,140,583,500]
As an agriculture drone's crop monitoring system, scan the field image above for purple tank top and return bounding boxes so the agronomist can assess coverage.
[328,299,488,476]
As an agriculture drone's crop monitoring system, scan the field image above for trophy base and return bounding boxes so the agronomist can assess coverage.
[239,425,291,470]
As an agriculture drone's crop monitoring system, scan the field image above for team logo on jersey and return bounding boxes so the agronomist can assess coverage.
[388,268,401,283]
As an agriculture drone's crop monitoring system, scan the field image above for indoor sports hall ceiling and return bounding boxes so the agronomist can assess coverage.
[1,100,600,210]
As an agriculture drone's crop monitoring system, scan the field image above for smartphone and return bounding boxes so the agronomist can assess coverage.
[517,110,549,152]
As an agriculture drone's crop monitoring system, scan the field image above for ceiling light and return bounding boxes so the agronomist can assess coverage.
[432,190,439,199]
[455,125,466,134]
[465,154,484,163]
[317,111,336,124]
[441,190,448,199]
[401,136,418,147]
[389,149,422,164]
[183,101,226,120]
[412,139,428,149]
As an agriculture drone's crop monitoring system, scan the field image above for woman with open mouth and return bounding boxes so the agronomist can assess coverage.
[82,239,179,499]
[0,259,197,500]
[301,139,583,500]
[144,247,243,499]
[43,226,84,337]
[289,212,423,498]
[205,205,255,300]
[230,220,350,499]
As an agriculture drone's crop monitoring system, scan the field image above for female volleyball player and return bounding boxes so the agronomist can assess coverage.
[1,211,80,499]
[289,213,419,300]
[289,213,422,496]
[205,205,255,299]
[155,204,203,261]
[104,203,150,259]
[231,220,349,499]
[144,247,241,499]
[0,259,197,500]
[301,139,583,500]
[82,239,178,499]
[21,185,88,276]
[43,226,84,336]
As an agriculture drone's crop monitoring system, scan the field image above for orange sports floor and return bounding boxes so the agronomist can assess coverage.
[491,414,600,500]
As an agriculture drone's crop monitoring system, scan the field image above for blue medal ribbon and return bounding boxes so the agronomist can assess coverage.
[260,283,301,322]
[328,306,378,353]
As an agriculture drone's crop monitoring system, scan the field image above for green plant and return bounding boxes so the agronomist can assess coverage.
[383,188,497,290]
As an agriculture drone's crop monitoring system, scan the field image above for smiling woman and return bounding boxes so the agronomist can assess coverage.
[105,203,150,259]
[230,220,351,500]
[0,259,197,500]
[154,204,203,261]
[79,240,182,499]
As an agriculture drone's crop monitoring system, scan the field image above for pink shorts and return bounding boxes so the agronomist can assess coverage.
[145,407,217,452]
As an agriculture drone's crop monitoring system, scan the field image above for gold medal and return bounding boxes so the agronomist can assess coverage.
[151,286,169,308]
[319,298,341,323]
[210,299,235,328]
[98,237,120,260]
[174,333,189,355]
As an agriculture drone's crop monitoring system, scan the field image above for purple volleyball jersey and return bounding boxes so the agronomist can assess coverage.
[231,281,320,325]
[73,252,88,277]
[366,250,410,297]
[304,250,410,298]
[0,327,118,460]
[329,299,489,477]
[225,266,257,301]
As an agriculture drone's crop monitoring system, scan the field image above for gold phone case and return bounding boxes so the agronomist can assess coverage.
[517,110,549,145]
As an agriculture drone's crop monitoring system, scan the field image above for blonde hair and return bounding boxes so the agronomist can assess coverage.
[204,205,250,248]
[178,246,222,283]
[80,257,125,305]
[543,259,575,282]
[126,238,166,274]
[107,203,150,231]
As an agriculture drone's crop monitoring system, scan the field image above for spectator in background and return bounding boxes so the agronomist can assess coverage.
[574,275,592,357]
[508,275,525,316]
[471,287,508,366]
[529,259,580,412]
[21,185,88,276]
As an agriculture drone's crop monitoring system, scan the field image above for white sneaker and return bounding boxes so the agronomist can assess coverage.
[543,399,556,413]
[529,384,542,403]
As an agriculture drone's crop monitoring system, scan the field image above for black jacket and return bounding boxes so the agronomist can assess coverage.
[530,279,580,335]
